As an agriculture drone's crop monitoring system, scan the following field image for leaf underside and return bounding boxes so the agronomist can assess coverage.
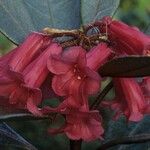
[0,123,37,150]
[99,56,150,77]
[0,0,120,44]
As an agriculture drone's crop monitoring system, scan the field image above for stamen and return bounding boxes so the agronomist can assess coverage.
[77,76,82,80]
[73,64,86,80]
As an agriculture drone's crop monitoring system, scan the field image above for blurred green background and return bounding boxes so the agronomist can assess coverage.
[0,0,150,150]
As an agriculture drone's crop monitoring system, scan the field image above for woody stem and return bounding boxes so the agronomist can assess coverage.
[43,27,80,38]
[70,140,82,150]
[90,81,113,109]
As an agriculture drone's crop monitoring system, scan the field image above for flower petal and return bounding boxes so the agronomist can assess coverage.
[83,67,101,95]
[8,83,42,114]
[86,43,113,71]
[110,78,147,121]
[47,55,72,74]
[47,43,77,75]
[27,97,42,116]
[52,70,74,96]
[23,43,61,87]
[62,46,87,68]
[84,77,100,95]
[99,16,150,55]
[65,111,104,141]
[9,32,51,72]
[0,82,16,97]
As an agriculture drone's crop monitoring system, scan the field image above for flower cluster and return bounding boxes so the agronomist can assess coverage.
[97,17,150,122]
[0,16,150,141]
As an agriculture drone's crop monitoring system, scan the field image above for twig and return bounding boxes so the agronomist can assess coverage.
[90,81,113,109]
[43,27,80,38]
[96,134,150,150]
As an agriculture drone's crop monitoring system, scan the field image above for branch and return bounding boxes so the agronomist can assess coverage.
[97,134,150,150]
[42,27,80,38]
[90,81,113,109]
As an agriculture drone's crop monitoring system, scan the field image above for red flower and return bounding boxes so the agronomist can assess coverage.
[49,110,104,141]
[0,32,51,98]
[47,43,112,109]
[103,78,148,122]
[97,16,150,55]
[9,32,51,72]
[9,43,61,115]
[44,43,110,140]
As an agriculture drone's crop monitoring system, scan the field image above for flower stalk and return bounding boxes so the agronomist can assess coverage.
[70,140,82,150]
[90,81,113,109]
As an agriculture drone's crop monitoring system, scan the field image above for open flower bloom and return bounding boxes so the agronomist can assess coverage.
[103,78,148,122]
[49,110,104,141]
[44,43,110,141]
[97,16,150,55]
[8,43,62,115]
[0,32,51,98]
[47,43,112,110]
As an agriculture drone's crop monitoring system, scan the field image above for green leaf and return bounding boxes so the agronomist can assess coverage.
[99,56,150,77]
[0,0,81,44]
[0,123,37,150]
[81,0,120,24]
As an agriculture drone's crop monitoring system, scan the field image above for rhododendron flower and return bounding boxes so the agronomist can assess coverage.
[47,43,112,109]
[97,16,150,55]
[0,32,51,98]
[103,78,148,122]
[44,43,111,141]
[9,32,51,72]
[8,43,61,115]
[49,110,104,141]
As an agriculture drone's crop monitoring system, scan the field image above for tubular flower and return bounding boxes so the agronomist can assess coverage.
[9,43,62,115]
[45,43,110,141]
[103,78,148,122]
[9,32,51,72]
[97,16,150,55]
[49,110,104,141]
[47,43,112,109]
[0,32,51,98]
